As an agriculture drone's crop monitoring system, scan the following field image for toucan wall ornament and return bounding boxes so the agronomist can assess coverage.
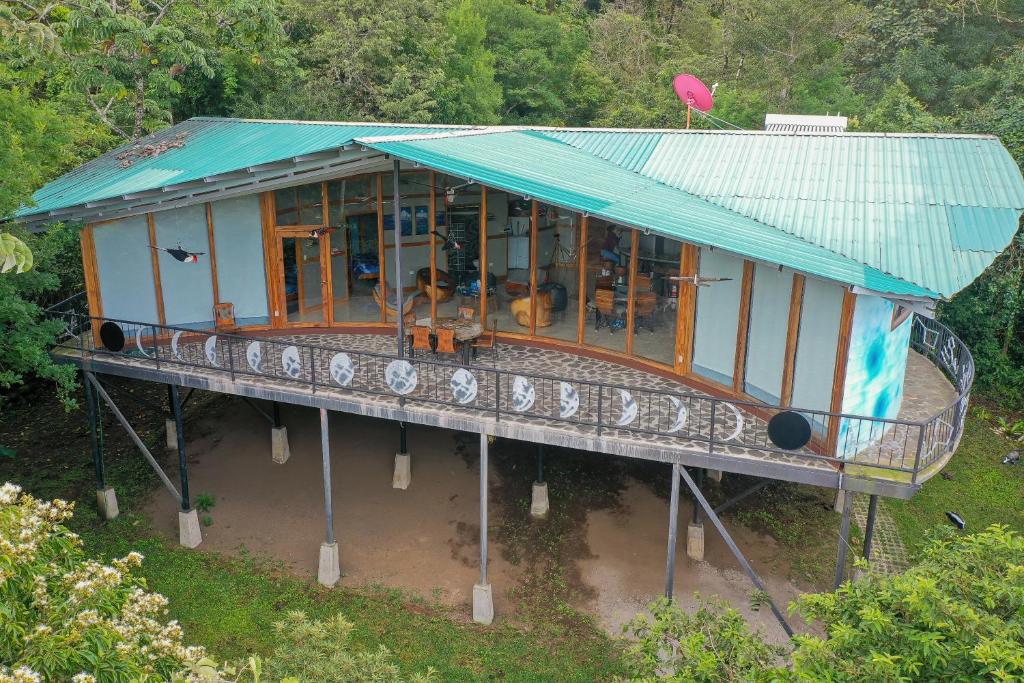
[151,244,204,263]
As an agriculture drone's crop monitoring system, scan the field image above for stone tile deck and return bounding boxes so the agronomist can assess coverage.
[58,329,959,496]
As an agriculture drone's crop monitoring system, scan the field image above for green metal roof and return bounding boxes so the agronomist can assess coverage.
[543,129,1024,297]
[16,117,1024,298]
[364,130,937,297]
[17,118,472,219]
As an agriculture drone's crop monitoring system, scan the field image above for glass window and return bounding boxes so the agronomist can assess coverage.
[629,234,681,366]
[297,183,323,226]
[536,206,581,343]
[583,219,629,354]
[274,187,298,226]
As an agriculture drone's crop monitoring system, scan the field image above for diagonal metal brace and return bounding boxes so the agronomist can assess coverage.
[714,479,772,516]
[676,465,794,638]
[240,396,275,426]
[85,372,182,505]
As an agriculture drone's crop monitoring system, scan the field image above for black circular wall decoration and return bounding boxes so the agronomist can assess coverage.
[767,411,812,451]
[99,321,125,352]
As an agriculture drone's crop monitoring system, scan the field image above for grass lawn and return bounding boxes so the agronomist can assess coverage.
[0,383,624,682]
[886,413,1024,558]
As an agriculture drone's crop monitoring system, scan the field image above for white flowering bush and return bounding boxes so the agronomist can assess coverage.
[0,483,206,682]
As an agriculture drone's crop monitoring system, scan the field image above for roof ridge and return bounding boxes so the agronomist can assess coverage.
[188,116,477,129]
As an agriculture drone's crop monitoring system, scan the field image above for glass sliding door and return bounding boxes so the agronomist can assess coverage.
[583,218,629,354]
[536,206,581,343]
[629,233,681,366]
[327,177,380,323]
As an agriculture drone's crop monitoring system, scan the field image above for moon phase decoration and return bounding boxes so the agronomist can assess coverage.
[204,335,219,367]
[281,345,302,379]
[559,382,580,419]
[246,341,263,373]
[511,376,536,412]
[171,330,183,360]
[329,352,354,387]
[766,411,812,451]
[135,327,153,358]
[99,321,125,352]
[450,368,479,405]
[385,359,418,395]
[666,397,688,434]
[720,402,745,443]
[616,389,639,427]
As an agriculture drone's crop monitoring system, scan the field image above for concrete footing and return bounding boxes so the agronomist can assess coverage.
[165,419,177,449]
[178,509,202,548]
[96,487,119,520]
[706,469,723,484]
[530,482,549,518]
[392,452,411,489]
[833,488,848,514]
[473,583,494,625]
[271,426,291,464]
[318,541,341,587]
[686,522,705,561]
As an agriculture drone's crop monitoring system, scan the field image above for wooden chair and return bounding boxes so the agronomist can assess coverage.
[435,327,459,356]
[416,267,454,303]
[634,290,658,333]
[472,319,497,363]
[594,288,624,331]
[458,306,475,321]
[411,325,433,356]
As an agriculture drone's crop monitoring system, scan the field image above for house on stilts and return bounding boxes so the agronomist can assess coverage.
[14,116,1024,631]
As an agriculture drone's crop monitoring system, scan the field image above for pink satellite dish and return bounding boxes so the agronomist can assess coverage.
[672,74,714,113]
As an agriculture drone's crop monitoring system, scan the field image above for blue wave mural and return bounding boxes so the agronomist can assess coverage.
[838,296,912,455]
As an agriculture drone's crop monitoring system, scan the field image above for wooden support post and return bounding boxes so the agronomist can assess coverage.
[205,203,220,307]
[392,160,405,355]
[827,289,857,456]
[732,260,755,393]
[665,463,681,599]
[576,215,588,345]
[429,170,438,323]
[480,186,489,326]
[675,244,698,374]
[80,224,103,346]
[529,200,538,336]
[780,273,805,406]
[147,213,167,326]
[625,229,640,356]
[259,192,280,327]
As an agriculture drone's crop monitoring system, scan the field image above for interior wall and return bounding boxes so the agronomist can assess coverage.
[92,215,159,324]
[692,248,745,386]
[153,204,215,328]
[838,295,913,453]
[791,277,845,431]
[210,194,269,326]
[744,264,794,404]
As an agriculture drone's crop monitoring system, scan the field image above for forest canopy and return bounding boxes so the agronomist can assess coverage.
[2,0,1024,405]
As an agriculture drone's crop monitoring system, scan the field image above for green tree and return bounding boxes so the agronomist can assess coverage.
[436,0,502,124]
[859,78,944,131]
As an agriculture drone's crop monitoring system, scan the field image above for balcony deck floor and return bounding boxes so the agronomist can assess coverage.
[59,330,958,497]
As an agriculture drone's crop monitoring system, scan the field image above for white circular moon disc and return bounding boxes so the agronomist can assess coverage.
[616,388,638,426]
[171,330,183,360]
[135,327,152,358]
[385,359,418,395]
[559,382,580,419]
[204,335,219,366]
[511,376,536,412]
[450,368,478,404]
[246,341,262,373]
[281,345,302,378]
[329,352,354,387]
[667,397,688,434]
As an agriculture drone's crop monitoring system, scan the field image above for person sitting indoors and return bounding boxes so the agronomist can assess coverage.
[600,225,625,267]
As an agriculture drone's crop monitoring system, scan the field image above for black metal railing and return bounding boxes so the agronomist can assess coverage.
[45,294,973,487]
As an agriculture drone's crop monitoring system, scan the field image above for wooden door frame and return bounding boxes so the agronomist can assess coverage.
[272,229,331,329]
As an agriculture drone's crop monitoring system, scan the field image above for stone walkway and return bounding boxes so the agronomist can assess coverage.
[852,493,909,574]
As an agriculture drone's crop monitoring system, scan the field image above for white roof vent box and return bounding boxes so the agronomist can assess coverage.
[764,113,848,133]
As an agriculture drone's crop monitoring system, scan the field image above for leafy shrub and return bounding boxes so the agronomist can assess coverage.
[790,524,1024,681]
[622,596,783,682]
[0,482,206,681]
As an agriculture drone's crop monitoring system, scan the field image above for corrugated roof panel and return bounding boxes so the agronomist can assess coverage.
[19,118,475,217]
[947,206,1020,252]
[365,131,934,297]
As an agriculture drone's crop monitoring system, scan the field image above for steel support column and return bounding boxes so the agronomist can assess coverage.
[862,494,879,563]
[479,433,489,585]
[84,371,105,490]
[321,408,334,545]
[835,487,854,588]
[169,384,190,511]
[692,467,704,525]
[392,159,405,357]
[272,401,282,429]
[399,421,407,454]
[536,444,544,484]
[665,463,681,599]
[676,464,794,637]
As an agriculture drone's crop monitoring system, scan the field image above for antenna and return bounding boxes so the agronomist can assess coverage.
[672,74,715,129]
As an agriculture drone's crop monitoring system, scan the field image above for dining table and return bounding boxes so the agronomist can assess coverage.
[408,316,483,364]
